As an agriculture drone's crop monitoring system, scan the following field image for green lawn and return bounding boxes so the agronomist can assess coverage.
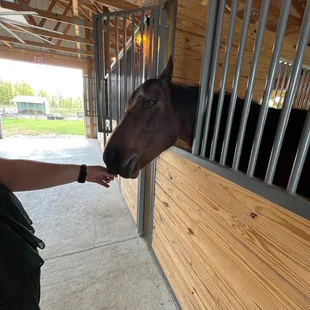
[2,118,84,137]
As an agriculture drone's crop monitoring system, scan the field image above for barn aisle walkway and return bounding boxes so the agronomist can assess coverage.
[0,135,176,310]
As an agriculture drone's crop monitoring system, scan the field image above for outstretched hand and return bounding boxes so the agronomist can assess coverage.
[86,166,117,188]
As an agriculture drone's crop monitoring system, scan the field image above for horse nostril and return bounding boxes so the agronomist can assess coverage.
[103,148,123,169]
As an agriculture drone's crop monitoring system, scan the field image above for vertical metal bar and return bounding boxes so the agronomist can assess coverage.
[153,8,160,76]
[131,13,135,92]
[158,9,168,74]
[93,16,103,132]
[277,63,288,108]
[115,16,120,123]
[200,0,226,156]
[123,14,127,118]
[220,0,253,165]
[148,10,154,78]
[147,159,157,246]
[247,0,292,176]
[232,0,271,170]
[170,0,178,59]
[106,16,112,132]
[137,167,146,236]
[265,0,310,185]
[287,109,310,194]
[140,10,145,84]
[300,71,310,110]
[210,0,239,160]
[192,0,219,155]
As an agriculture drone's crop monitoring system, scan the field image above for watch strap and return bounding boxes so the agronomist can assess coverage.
[78,164,87,183]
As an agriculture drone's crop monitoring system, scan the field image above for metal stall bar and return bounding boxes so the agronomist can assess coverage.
[192,0,219,155]
[158,9,168,75]
[277,62,289,108]
[148,10,154,78]
[122,14,127,118]
[210,0,238,160]
[287,109,310,194]
[265,0,310,185]
[200,0,226,156]
[153,8,160,76]
[106,16,113,132]
[140,10,145,84]
[93,16,104,132]
[220,0,252,165]
[131,13,136,93]
[232,0,270,170]
[247,0,292,176]
[115,16,121,123]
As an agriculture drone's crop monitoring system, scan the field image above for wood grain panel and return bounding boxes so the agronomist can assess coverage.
[120,177,138,223]
[152,149,310,310]
[173,0,310,102]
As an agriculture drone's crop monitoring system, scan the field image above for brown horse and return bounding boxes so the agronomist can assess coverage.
[103,56,309,199]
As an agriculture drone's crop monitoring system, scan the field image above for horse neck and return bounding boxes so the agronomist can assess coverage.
[170,83,200,146]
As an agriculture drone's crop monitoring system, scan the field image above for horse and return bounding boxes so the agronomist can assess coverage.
[103,56,309,199]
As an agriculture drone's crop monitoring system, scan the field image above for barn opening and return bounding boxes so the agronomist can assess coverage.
[0,58,85,137]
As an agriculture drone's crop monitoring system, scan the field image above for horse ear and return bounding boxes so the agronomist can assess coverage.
[158,55,173,84]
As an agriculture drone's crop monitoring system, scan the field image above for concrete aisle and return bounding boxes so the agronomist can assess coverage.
[0,135,177,310]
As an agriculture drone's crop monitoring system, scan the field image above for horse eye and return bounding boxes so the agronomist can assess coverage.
[144,99,157,107]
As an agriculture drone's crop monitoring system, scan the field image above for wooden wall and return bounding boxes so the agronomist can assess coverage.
[173,0,310,103]
[120,177,139,223]
[152,150,310,310]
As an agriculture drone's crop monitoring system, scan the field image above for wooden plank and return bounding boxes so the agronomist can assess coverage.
[152,149,310,310]
[0,46,87,69]
[121,180,137,223]
[1,22,92,46]
[120,178,138,223]
[0,35,93,57]
[1,1,93,29]
[94,0,139,10]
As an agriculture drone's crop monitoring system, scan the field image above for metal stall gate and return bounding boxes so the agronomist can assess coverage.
[191,0,310,219]
[93,2,176,234]
[83,75,97,138]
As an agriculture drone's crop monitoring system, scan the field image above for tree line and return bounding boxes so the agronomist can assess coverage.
[0,80,82,110]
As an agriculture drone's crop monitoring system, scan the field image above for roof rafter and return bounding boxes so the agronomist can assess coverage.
[1,1,93,29]
[0,35,93,56]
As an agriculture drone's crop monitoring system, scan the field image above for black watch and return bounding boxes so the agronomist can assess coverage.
[78,164,87,183]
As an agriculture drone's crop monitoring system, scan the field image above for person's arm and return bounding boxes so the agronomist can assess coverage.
[0,157,116,192]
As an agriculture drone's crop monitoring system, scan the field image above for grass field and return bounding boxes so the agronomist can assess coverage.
[2,118,84,137]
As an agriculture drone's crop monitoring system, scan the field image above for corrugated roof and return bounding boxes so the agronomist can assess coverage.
[10,95,48,104]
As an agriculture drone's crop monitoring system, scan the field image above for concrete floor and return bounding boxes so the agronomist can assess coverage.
[0,135,176,310]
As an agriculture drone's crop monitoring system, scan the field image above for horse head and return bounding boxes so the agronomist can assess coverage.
[103,56,179,178]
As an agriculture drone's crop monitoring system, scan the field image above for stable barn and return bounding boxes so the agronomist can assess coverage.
[95,1,310,309]
[10,95,50,114]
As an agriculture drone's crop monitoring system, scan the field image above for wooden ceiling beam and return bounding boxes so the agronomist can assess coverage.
[51,1,72,34]
[72,0,81,58]
[1,21,93,45]
[0,45,87,69]
[39,0,59,27]
[56,23,72,45]
[1,1,93,29]
[19,0,38,26]
[0,35,94,56]
[93,0,139,10]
